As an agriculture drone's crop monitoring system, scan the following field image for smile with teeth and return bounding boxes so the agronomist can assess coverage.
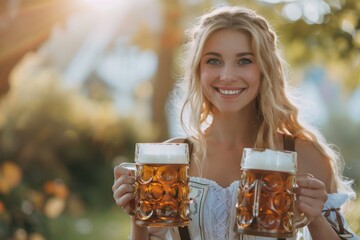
[217,88,245,95]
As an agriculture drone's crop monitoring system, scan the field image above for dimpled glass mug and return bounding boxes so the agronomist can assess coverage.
[235,148,309,238]
[120,143,190,227]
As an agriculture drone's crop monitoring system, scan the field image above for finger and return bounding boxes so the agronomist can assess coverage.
[295,198,323,221]
[112,175,135,192]
[122,203,135,216]
[115,191,136,209]
[294,177,328,203]
[294,187,328,202]
[296,194,325,211]
[297,177,325,190]
[114,165,132,181]
[297,177,313,189]
[113,183,136,200]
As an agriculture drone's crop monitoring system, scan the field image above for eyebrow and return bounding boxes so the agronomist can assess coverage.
[203,52,254,57]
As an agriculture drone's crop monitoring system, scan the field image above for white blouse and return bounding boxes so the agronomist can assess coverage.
[148,177,358,240]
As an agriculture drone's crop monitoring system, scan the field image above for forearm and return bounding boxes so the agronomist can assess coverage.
[130,217,149,240]
[308,215,341,240]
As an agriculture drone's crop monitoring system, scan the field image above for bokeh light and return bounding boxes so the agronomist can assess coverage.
[282,2,302,21]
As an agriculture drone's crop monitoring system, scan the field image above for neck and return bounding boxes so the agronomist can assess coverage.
[205,109,260,148]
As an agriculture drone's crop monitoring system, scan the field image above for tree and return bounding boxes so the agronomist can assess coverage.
[0,0,80,97]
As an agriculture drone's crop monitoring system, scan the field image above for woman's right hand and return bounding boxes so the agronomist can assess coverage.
[112,164,136,215]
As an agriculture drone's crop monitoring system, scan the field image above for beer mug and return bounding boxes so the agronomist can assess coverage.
[235,148,309,238]
[120,143,190,227]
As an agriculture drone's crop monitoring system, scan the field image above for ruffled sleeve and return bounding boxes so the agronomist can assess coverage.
[322,193,359,240]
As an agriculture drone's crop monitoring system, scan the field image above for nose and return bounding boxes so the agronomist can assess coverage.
[220,64,237,82]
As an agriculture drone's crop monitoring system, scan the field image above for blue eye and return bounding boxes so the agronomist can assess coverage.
[239,59,252,65]
[206,58,221,65]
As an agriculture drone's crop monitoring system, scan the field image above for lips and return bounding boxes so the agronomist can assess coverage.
[216,88,245,95]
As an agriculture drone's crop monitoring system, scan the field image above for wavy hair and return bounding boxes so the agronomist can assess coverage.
[177,6,354,195]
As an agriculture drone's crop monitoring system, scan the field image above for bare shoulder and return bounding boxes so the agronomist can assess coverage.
[295,138,336,192]
[163,137,187,143]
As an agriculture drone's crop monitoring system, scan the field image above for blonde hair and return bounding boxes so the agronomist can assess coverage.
[177,6,354,195]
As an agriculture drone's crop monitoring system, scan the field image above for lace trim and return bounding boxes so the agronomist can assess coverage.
[213,187,233,240]
[191,177,238,240]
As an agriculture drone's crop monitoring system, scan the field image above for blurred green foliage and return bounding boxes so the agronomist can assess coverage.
[0,53,156,239]
[323,113,360,189]
[345,197,360,236]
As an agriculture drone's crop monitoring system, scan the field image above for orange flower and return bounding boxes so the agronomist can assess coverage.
[0,161,22,194]
[43,180,69,199]
[0,201,5,213]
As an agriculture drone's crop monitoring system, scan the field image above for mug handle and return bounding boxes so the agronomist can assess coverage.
[120,162,136,176]
[293,173,313,228]
[119,162,137,214]
[294,208,309,228]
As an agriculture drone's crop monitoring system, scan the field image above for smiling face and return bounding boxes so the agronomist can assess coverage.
[200,29,261,116]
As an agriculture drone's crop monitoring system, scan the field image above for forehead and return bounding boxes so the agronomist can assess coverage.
[202,29,253,53]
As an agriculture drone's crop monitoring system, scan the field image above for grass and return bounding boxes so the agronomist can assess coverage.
[48,207,131,240]
[345,197,360,235]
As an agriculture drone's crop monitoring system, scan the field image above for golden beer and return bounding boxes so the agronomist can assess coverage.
[135,163,189,226]
[129,143,190,227]
[235,148,306,238]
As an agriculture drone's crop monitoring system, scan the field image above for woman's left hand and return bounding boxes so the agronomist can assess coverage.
[294,175,328,222]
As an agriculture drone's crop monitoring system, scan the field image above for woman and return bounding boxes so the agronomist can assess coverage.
[113,6,358,240]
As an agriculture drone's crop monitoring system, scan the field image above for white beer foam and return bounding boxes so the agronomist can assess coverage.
[242,148,297,173]
[136,143,189,164]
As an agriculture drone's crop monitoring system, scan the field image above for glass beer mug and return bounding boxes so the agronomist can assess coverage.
[235,148,309,238]
[120,143,190,227]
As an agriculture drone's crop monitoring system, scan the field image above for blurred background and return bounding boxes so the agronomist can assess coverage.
[0,0,359,239]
